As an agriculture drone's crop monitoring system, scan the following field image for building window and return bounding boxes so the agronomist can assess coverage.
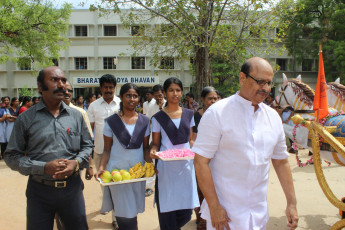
[275,27,283,38]
[18,58,31,70]
[276,58,288,71]
[302,59,313,71]
[104,25,117,36]
[52,58,59,66]
[131,25,144,36]
[131,57,145,69]
[103,57,117,69]
[75,26,87,36]
[75,57,88,70]
[159,57,174,69]
[249,29,260,37]
[161,24,173,36]
[190,57,195,65]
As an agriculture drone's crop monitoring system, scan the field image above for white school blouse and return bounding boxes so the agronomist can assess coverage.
[191,93,289,230]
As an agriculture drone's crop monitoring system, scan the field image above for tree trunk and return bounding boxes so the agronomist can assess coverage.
[192,0,213,102]
[194,45,212,102]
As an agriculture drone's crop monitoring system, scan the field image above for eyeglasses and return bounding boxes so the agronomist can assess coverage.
[245,73,274,87]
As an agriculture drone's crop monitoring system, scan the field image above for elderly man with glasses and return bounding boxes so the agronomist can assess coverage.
[192,57,299,230]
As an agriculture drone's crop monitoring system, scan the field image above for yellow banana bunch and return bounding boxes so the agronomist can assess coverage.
[129,162,155,179]
[132,162,141,172]
[129,162,144,179]
[144,162,155,177]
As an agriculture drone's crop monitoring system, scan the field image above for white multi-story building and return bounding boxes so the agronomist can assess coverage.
[0,9,318,98]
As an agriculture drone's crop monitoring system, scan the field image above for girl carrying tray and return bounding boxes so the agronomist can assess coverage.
[150,77,199,230]
[96,83,151,230]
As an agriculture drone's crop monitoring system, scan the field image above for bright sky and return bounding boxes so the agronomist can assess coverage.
[54,0,98,9]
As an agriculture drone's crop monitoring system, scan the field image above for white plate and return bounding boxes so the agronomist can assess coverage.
[97,176,154,186]
[156,152,194,161]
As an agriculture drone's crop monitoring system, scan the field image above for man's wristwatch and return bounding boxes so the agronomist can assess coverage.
[75,160,79,172]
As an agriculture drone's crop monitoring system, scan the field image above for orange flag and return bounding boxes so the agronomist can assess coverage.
[313,49,329,120]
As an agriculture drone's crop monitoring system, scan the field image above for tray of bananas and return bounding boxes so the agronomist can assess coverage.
[98,162,155,186]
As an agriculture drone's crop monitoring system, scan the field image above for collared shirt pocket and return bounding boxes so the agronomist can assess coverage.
[69,131,81,152]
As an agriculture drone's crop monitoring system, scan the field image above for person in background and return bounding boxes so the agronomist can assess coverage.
[6,97,19,145]
[150,77,199,230]
[18,96,32,115]
[136,96,145,114]
[192,57,298,230]
[0,96,10,157]
[32,96,41,105]
[0,104,7,160]
[191,87,218,230]
[63,82,94,180]
[18,96,24,106]
[87,74,121,229]
[0,97,5,108]
[71,98,76,106]
[85,93,97,110]
[2,96,10,110]
[76,95,84,110]
[146,84,166,119]
[183,92,200,114]
[96,83,151,230]
[96,93,102,99]
[215,90,224,100]
[143,88,155,116]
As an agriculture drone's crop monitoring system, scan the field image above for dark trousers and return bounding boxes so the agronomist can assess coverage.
[155,176,193,230]
[115,216,138,230]
[26,174,88,230]
[0,142,7,159]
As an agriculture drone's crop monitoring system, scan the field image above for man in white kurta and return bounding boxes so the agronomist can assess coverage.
[87,74,120,171]
[143,88,155,116]
[192,57,299,230]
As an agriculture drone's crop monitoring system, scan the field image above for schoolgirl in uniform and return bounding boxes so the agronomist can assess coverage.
[150,77,199,230]
[96,83,151,230]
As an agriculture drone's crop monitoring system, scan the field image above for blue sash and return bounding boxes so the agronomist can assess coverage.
[153,108,193,145]
[106,113,149,149]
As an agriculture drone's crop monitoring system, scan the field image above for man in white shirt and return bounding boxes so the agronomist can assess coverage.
[192,57,299,230]
[146,84,166,119]
[87,74,120,171]
[143,88,155,116]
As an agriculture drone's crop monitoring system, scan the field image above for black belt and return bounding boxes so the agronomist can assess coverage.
[30,171,79,188]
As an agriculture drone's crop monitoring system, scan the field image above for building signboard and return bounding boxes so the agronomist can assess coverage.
[73,76,158,86]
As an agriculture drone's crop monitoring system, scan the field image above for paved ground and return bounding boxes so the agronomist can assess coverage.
[1,151,344,229]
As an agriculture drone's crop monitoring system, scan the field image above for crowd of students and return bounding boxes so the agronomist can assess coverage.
[0,96,37,159]
[1,79,223,230]
[92,78,223,230]
[3,57,300,230]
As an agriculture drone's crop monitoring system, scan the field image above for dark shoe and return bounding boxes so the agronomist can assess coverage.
[288,148,296,153]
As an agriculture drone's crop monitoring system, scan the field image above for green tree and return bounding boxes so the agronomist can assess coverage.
[18,85,34,97]
[281,0,345,81]
[0,0,72,67]
[92,0,289,98]
[211,55,242,96]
